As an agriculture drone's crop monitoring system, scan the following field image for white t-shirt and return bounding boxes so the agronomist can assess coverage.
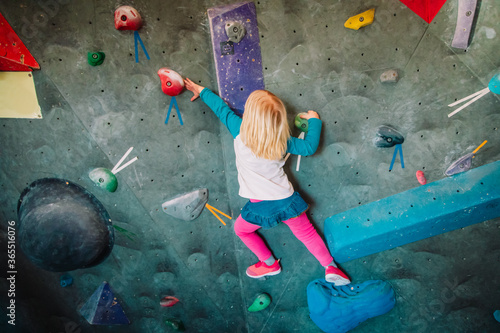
[234,135,294,200]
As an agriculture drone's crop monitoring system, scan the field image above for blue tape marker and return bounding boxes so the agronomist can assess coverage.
[398,144,404,168]
[134,31,150,63]
[389,144,404,171]
[165,97,183,125]
[134,31,139,63]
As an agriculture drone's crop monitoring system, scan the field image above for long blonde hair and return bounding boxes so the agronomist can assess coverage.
[240,90,290,160]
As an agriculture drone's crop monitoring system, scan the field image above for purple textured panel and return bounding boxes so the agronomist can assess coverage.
[208,1,265,116]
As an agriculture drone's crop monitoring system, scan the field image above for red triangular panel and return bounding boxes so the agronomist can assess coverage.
[399,0,448,24]
[0,12,40,71]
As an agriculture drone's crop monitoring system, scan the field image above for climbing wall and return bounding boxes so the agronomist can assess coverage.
[0,0,499,332]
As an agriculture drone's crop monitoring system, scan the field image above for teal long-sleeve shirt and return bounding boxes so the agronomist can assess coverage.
[199,88,322,156]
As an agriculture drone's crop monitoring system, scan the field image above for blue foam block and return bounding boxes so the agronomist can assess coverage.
[325,160,500,263]
[208,1,265,116]
[79,281,130,325]
[307,279,395,333]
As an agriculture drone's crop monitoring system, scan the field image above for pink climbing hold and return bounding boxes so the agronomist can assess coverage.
[158,68,184,96]
[114,6,143,31]
[416,170,427,185]
[160,296,179,307]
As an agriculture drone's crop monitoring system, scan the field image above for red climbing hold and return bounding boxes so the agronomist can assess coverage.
[158,68,184,97]
[0,12,40,71]
[398,0,448,24]
[160,296,179,307]
[114,6,143,31]
[416,170,427,185]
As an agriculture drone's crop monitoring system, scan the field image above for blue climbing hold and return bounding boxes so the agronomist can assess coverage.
[494,310,500,322]
[79,282,130,325]
[488,72,500,94]
[60,274,73,287]
[307,279,395,333]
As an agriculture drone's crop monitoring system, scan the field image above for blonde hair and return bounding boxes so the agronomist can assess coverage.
[240,90,290,160]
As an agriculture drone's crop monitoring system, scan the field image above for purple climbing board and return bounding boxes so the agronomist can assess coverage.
[208,1,265,116]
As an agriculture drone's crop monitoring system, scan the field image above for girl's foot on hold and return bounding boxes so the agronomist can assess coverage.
[246,260,281,278]
[325,266,351,286]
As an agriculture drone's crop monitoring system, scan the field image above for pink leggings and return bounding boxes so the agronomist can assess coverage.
[234,212,333,267]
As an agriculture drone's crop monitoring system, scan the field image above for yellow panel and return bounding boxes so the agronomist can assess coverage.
[0,71,42,119]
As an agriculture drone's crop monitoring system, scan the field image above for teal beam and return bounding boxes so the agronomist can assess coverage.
[325,161,500,263]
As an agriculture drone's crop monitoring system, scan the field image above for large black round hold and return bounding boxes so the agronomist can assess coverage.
[17,178,114,272]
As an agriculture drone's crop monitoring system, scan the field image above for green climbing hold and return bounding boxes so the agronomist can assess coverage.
[294,113,308,132]
[248,293,271,312]
[89,167,118,192]
[88,52,105,66]
[165,318,185,331]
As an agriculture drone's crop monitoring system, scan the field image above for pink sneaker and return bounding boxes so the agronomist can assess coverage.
[246,260,281,278]
[325,266,351,286]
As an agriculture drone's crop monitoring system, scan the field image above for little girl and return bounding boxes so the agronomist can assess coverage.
[184,78,350,286]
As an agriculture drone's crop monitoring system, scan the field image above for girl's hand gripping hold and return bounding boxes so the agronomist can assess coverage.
[184,78,205,101]
[300,110,320,120]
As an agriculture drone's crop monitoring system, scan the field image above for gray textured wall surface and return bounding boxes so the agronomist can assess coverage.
[0,0,499,332]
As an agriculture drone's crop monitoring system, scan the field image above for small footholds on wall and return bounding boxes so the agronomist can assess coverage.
[416,170,427,185]
[165,318,185,331]
[248,293,271,312]
[89,147,138,192]
[380,69,399,83]
[88,52,105,66]
[60,274,73,287]
[160,296,179,307]
[225,21,246,43]
[373,125,404,148]
[494,310,500,323]
[344,8,375,30]
[445,140,487,176]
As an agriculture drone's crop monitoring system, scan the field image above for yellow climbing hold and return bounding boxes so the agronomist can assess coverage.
[344,8,375,30]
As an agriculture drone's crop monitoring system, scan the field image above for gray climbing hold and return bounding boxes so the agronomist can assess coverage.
[451,0,477,49]
[225,21,246,43]
[373,125,404,148]
[162,188,209,221]
[380,69,399,83]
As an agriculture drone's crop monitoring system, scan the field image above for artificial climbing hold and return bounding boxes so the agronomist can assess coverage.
[17,178,114,272]
[80,282,130,325]
[248,293,271,312]
[89,167,118,192]
[88,52,105,66]
[225,21,246,43]
[380,69,399,83]
[416,170,426,185]
[114,5,142,30]
[307,279,395,333]
[488,72,500,95]
[494,310,500,323]
[162,188,209,221]
[60,274,73,287]
[445,140,487,176]
[158,68,184,97]
[294,113,309,132]
[160,296,179,307]
[344,8,375,30]
[165,318,185,331]
[373,125,404,148]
